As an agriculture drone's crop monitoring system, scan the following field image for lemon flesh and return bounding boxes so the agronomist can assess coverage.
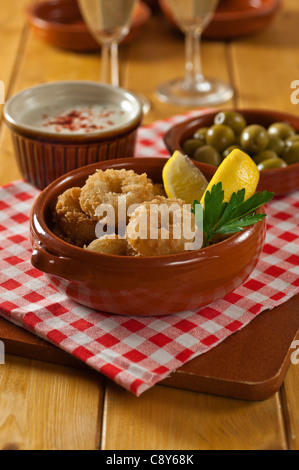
[200,148,260,206]
[162,151,208,205]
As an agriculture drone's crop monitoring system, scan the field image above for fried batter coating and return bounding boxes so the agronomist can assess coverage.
[54,187,96,247]
[85,234,129,256]
[126,243,140,257]
[79,169,155,224]
[152,183,167,197]
[52,226,83,248]
[126,196,197,256]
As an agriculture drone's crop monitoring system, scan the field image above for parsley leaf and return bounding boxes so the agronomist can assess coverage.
[215,213,267,234]
[194,183,274,247]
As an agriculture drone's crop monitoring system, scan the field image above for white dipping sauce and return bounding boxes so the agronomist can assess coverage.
[21,103,131,135]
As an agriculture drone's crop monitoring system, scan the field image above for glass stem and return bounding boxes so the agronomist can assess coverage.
[101,43,109,84]
[111,41,120,88]
[101,42,120,88]
[185,30,204,90]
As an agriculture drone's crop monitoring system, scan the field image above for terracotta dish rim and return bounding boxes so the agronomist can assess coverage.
[31,157,266,264]
[3,81,143,143]
[26,0,151,33]
[215,0,281,20]
[164,107,299,176]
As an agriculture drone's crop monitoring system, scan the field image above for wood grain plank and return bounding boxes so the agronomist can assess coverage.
[229,0,299,113]
[0,0,31,117]
[102,383,287,450]
[0,0,31,185]
[123,13,234,125]
[0,355,103,450]
[280,364,299,450]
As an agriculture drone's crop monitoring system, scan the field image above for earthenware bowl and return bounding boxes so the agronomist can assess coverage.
[164,108,299,196]
[27,0,151,52]
[143,0,160,12]
[30,157,266,317]
[159,0,281,40]
[3,81,143,190]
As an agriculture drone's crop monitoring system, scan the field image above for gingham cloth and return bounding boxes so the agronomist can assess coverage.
[0,111,299,396]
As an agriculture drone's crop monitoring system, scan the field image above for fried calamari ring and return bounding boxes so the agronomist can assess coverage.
[126,196,197,256]
[85,234,129,256]
[79,169,155,224]
[54,187,96,247]
[152,183,167,197]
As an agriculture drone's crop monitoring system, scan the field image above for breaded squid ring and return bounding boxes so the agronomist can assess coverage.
[85,234,129,256]
[152,183,167,198]
[79,169,155,225]
[126,196,197,257]
[54,187,96,247]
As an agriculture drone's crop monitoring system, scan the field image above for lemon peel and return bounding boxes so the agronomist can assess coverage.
[162,151,208,205]
[200,148,260,206]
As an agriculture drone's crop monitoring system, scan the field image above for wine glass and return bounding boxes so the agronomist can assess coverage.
[156,0,234,107]
[78,0,150,113]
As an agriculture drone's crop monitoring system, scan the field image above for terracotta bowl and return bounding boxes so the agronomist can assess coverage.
[164,108,299,196]
[30,157,266,317]
[27,0,152,52]
[143,0,160,12]
[159,0,281,40]
[3,81,143,190]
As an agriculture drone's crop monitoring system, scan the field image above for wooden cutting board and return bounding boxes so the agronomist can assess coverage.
[1,295,299,401]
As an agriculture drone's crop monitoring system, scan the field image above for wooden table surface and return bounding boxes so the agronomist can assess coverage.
[0,0,299,451]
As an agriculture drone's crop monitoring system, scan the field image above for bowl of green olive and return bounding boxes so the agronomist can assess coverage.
[164,109,299,195]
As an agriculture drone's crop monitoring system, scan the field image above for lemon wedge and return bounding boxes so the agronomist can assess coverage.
[200,148,260,206]
[162,151,208,204]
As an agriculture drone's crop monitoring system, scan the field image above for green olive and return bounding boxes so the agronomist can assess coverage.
[285,135,299,146]
[193,127,209,143]
[257,158,287,171]
[222,145,241,159]
[282,142,299,165]
[182,139,204,158]
[240,125,269,154]
[214,110,247,136]
[266,135,285,155]
[206,125,235,153]
[268,122,296,140]
[193,145,222,166]
[253,150,279,166]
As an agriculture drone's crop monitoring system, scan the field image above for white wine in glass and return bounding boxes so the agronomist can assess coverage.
[156,0,234,106]
[78,0,150,113]
[78,0,137,87]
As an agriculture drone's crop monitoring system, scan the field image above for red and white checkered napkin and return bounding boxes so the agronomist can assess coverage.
[0,112,299,396]
[135,109,207,158]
